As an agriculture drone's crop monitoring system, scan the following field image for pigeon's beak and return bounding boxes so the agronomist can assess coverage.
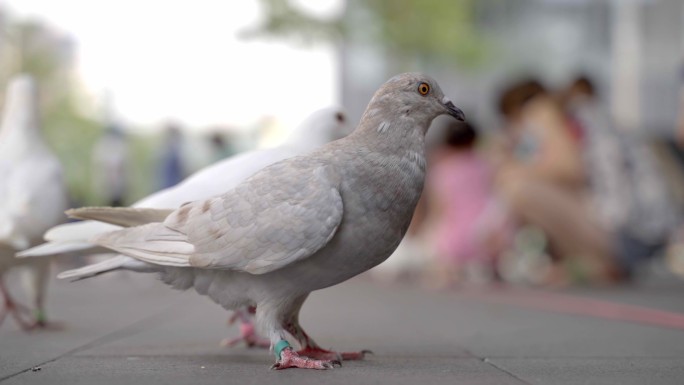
[443,98,466,122]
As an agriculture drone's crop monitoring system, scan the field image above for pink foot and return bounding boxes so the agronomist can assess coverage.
[296,346,372,361]
[221,322,270,348]
[0,299,34,330]
[23,309,65,331]
[271,348,341,370]
[27,320,66,331]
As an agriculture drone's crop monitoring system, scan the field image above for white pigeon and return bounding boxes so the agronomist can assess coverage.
[47,73,464,370]
[0,74,68,329]
[19,106,347,345]
[21,106,348,259]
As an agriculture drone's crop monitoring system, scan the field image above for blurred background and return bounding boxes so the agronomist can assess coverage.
[2,0,684,287]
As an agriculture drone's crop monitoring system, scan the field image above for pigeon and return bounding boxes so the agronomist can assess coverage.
[19,106,347,345]
[51,73,464,370]
[0,74,69,329]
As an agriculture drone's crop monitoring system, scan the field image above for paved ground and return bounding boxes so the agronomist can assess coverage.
[2,266,684,385]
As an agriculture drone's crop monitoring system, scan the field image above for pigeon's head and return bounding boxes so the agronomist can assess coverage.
[286,106,350,147]
[0,74,39,139]
[362,73,465,130]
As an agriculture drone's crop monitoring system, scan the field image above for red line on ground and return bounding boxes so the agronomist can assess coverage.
[461,288,684,331]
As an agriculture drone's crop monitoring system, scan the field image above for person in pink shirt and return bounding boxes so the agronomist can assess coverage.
[426,122,510,286]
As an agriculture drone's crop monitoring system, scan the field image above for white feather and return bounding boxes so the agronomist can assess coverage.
[57,254,156,281]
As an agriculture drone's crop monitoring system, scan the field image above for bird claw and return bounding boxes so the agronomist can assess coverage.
[340,349,372,361]
[221,319,270,349]
[296,346,372,361]
[327,360,343,369]
[270,361,340,370]
[270,348,341,370]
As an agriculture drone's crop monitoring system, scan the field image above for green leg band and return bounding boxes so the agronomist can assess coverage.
[34,309,46,324]
[274,340,291,359]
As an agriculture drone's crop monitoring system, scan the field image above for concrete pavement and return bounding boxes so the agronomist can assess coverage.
[2,268,684,384]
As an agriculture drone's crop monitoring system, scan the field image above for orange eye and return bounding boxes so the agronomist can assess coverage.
[418,83,430,95]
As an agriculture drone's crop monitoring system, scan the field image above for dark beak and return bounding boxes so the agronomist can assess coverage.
[445,101,466,122]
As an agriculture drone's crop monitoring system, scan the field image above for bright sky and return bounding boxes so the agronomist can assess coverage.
[1,0,342,129]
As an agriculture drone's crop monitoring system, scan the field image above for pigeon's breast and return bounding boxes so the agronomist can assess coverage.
[279,152,426,291]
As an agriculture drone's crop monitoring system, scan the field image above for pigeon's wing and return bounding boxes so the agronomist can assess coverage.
[93,160,344,275]
[185,163,343,274]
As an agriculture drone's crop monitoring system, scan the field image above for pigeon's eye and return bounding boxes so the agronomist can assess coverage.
[418,83,430,96]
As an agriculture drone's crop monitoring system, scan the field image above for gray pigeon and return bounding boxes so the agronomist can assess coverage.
[59,73,465,370]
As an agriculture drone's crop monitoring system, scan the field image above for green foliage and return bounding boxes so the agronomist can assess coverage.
[42,95,101,205]
[244,0,490,68]
[361,0,488,67]
[15,21,62,80]
[242,0,343,44]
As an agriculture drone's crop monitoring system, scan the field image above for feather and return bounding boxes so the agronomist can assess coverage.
[66,207,174,227]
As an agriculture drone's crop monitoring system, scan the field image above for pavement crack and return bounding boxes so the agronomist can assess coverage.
[482,357,532,384]
[464,350,532,385]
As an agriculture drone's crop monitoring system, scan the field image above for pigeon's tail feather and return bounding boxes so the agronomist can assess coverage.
[66,207,174,227]
[17,240,103,258]
[17,220,123,258]
[57,255,157,282]
[45,220,119,242]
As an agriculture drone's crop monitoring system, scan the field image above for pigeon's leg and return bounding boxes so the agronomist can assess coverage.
[0,277,33,330]
[220,306,270,348]
[20,261,62,330]
[258,297,340,370]
[283,294,371,361]
[284,317,372,361]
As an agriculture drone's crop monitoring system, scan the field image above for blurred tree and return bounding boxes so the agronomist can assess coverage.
[243,0,489,68]
[241,0,343,44]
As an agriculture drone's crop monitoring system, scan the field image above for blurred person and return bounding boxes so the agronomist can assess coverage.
[156,122,185,190]
[676,62,684,148]
[494,79,616,285]
[423,121,511,287]
[656,61,684,210]
[208,131,236,163]
[92,122,129,206]
[496,79,585,189]
[564,75,678,277]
